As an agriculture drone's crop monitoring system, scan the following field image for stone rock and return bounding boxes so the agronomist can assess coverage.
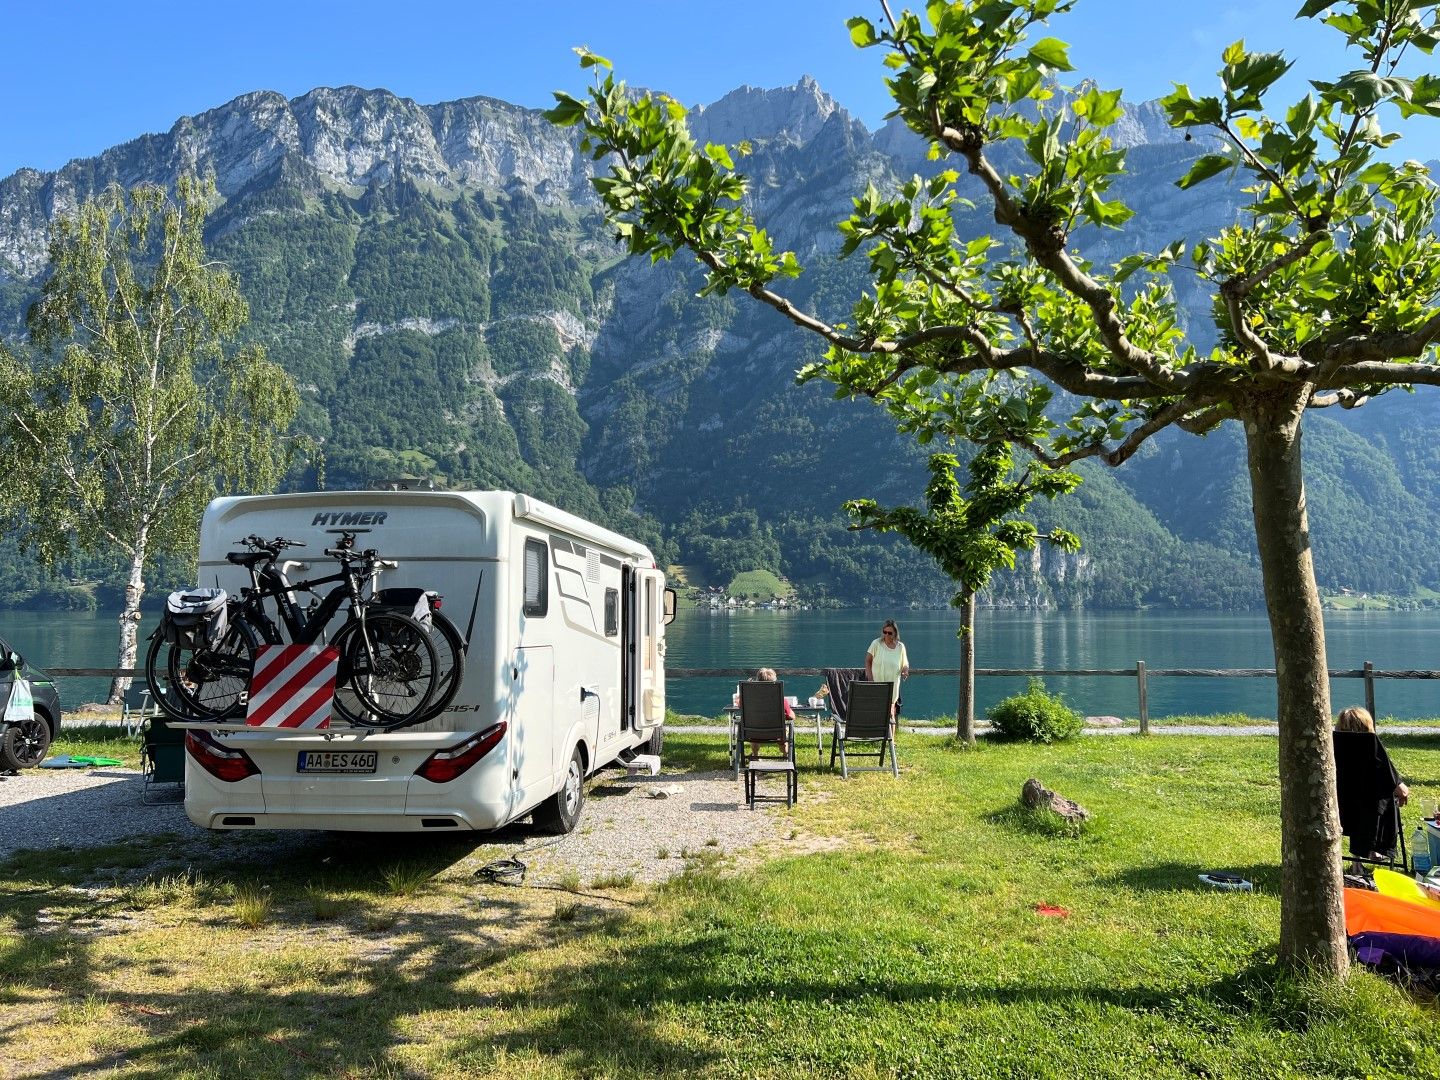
[1021,777,1090,822]
[1084,715,1127,728]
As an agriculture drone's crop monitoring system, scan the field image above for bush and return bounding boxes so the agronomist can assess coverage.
[987,678,1083,743]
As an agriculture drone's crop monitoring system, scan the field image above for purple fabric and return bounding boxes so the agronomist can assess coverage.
[1350,930,1440,969]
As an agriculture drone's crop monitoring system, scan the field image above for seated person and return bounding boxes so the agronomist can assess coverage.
[749,667,793,759]
[1332,705,1409,863]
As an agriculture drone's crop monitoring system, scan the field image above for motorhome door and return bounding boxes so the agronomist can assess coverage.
[630,568,665,731]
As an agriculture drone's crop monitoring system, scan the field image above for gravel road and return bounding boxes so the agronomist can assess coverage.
[0,762,795,886]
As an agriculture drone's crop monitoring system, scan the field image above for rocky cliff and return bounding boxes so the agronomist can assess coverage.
[1,80,1435,609]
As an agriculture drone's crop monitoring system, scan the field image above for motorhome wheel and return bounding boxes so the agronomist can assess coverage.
[533,746,586,834]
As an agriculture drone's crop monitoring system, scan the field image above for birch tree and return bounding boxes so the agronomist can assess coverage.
[0,177,304,703]
[550,0,1440,975]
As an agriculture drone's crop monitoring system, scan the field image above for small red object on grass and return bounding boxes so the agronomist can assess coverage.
[1034,903,1069,918]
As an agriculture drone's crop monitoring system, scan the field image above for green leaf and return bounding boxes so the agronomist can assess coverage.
[574,48,612,70]
[543,93,587,127]
[1175,153,1234,190]
[1026,37,1074,72]
[704,143,735,170]
[847,17,879,47]
[1081,88,1124,127]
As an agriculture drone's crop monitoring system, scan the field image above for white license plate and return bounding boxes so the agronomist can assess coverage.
[296,751,378,774]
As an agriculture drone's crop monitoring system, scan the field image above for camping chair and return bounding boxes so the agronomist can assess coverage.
[141,708,186,803]
[738,680,796,809]
[831,680,898,779]
[121,683,160,738]
[1333,730,1409,873]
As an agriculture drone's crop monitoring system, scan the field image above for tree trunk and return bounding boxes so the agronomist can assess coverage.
[110,537,148,705]
[1241,389,1346,978]
[956,588,976,744]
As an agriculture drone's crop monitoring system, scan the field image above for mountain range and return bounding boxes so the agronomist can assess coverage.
[2,78,1438,611]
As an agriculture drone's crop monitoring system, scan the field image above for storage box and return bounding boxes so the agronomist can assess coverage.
[1424,818,1440,870]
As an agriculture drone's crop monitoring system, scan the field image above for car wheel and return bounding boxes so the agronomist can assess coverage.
[642,723,664,759]
[2,714,52,771]
[531,745,586,835]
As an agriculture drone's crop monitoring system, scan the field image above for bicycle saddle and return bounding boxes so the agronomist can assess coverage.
[226,551,274,568]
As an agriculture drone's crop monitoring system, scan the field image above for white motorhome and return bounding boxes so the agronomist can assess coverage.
[180,490,672,835]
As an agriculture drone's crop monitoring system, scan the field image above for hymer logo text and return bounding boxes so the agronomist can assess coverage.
[311,511,389,527]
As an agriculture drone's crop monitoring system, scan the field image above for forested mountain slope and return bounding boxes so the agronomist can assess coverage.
[0,81,1435,610]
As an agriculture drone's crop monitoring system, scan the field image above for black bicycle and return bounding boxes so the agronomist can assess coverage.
[147,532,463,729]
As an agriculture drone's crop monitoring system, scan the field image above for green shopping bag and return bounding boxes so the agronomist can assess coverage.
[3,677,33,723]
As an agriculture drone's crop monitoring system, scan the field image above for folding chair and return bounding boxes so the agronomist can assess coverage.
[831,680,898,779]
[121,683,160,738]
[141,708,186,803]
[1333,729,1409,873]
[738,680,796,808]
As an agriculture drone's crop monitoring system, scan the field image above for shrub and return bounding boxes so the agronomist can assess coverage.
[987,679,1083,743]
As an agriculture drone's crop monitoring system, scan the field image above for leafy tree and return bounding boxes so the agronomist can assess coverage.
[0,178,305,703]
[550,1,1440,976]
[846,445,1079,742]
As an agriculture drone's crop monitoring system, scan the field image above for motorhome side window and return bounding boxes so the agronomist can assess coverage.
[604,588,619,637]
[523,538,549,617]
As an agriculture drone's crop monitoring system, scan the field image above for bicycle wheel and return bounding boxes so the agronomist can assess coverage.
[412,610,466,722]
[331,612,439,730]
[146,618,257,721]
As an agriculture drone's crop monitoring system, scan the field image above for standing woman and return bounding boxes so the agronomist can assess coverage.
[865,619,910,721]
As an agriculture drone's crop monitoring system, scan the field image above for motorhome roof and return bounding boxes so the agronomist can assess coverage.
[204,490,655,563]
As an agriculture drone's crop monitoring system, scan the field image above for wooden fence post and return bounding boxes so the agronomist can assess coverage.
[1137,660,1149,735]
[1364,660,1376,719]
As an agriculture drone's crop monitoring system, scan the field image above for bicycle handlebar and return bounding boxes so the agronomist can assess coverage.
[234,534,306,553]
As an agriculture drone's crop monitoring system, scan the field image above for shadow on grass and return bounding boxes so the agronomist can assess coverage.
[1099,860,1282,894]
[1,822,724,1077]
[2,838,1423,1077]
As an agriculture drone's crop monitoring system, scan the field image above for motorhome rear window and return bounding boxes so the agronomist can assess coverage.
[523,538,549,617]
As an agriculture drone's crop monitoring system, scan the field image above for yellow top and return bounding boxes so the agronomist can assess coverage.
[866,638,908,703]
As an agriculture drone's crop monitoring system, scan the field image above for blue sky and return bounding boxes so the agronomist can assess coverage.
[1,1,1435,179]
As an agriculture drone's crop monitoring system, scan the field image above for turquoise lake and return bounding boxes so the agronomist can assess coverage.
[6,606,1440,722]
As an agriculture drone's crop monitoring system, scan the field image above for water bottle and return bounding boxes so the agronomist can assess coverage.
[1413,824,1433,875]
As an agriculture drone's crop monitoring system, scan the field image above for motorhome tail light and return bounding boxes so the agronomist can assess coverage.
[414,722,507,784]
[185,729,260,782]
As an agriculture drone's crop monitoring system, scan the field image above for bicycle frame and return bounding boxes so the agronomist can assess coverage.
[227,536,398,675]
[239,561,366,647]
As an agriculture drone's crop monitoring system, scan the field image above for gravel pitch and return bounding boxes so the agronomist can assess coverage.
[0,763,794,885]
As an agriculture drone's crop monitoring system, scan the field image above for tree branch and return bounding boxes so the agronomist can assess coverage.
[940,135,1186,392]
[1229,231,1328,297]
[1322,359,1440,388]
[1218,278,1311,377]
[1005,394,1216,469]
[1317,312,1440,371]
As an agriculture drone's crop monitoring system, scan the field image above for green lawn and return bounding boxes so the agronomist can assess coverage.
[49,721,144,767]
[3,729,1438,1077]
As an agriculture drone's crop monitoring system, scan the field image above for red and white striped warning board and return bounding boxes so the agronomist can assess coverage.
[245,644,339,729]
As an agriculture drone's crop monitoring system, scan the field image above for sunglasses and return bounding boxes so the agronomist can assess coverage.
[881,630,896,637]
